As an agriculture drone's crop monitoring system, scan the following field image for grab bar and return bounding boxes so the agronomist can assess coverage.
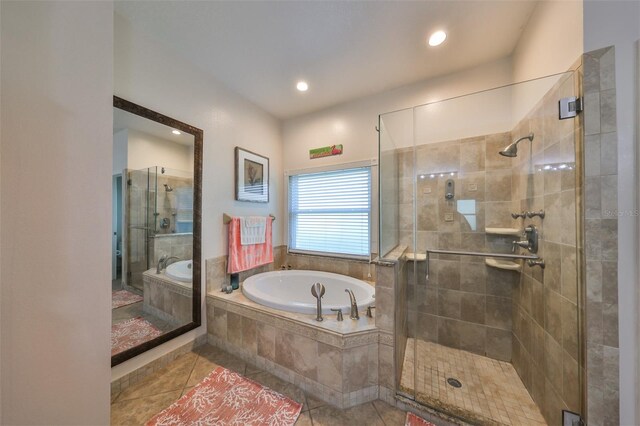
[425,249,540,280]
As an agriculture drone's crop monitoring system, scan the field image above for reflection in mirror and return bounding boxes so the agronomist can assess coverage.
[112,97,201,366]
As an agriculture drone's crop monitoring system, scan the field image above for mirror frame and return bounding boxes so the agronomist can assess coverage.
[112,96,202,367]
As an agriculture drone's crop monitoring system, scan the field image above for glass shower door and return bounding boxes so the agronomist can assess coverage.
[125,166,158,291]
[381,72,582,425]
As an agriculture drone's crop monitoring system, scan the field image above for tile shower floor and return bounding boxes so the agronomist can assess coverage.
[400,339,546,426]
[111,344,410,425]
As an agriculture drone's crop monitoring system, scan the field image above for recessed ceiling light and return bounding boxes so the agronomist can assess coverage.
[172,130,181,135]
[428,30,447,47]
[296,81,309,92]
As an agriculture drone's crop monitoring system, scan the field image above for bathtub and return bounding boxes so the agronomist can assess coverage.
[165,260,192,283]
[242,270,375,315]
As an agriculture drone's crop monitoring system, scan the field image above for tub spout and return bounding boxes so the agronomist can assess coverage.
[157,255,179,274]
[156,255,167,274]
[345,289,359,320]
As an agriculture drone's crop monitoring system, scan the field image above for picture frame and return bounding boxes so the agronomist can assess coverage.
[235,147,269,203]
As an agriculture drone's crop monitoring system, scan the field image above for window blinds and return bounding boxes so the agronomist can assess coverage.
[289,167,371,257]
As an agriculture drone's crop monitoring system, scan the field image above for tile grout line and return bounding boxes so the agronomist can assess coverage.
[370,401,388,425]
[179,353,200,398]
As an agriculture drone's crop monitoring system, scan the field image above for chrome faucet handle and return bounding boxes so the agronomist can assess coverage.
[511,211,526,219]
[366,306,376,318]
[527,258,546,269]
[330,308,343,321]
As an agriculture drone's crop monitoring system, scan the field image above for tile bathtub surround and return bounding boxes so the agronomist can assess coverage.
[285,251,377,282]
[206,291,379,409]
[150,233,193,266]
[582,46,619,426]
[143,270,193,326]
[509,71,582,423]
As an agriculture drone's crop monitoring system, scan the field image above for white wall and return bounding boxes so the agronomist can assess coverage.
[127,129,193,172]
[113,128,128,175]
[283,58,513,171]
[512,0,584,82]
[0,1,113,424]
[584,2,640,424]
[112,12,283,378]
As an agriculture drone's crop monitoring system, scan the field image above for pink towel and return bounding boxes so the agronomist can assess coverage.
[227,217,273,274]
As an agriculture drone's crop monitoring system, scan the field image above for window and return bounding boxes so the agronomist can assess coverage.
[289,166,371,258]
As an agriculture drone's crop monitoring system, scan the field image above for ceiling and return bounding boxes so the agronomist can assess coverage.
[114,107,194,146]
[115,1,538,120]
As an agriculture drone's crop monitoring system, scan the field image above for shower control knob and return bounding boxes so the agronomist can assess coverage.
[511,212,526,219]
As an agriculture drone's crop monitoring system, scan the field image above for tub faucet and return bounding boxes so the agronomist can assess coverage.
[156,255,168,274]
[157,255,179,273]
[345,289,359,320]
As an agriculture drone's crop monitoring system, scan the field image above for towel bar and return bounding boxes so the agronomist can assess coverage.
[223,213,275,224]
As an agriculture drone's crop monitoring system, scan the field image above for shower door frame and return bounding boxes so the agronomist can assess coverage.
[378,71,585,424]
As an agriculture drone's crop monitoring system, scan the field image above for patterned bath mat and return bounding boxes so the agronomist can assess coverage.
[146,366,302,426]
[406,412,436,426]
[112,290,143,309]
[111,317,162,356]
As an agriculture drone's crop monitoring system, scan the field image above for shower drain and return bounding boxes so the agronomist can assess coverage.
[446,378,462,388]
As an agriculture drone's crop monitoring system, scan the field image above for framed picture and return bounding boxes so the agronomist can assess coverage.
[235,147,269,203]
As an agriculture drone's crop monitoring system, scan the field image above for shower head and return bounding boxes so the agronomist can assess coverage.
[164,184,173,192]
[499,133,534,158]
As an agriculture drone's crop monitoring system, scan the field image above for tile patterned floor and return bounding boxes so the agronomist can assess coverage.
[400,339,546,426]
[111,279,175,333]
[110,344,410,425]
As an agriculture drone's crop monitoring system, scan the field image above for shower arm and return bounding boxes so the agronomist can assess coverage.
[424,249,540,280]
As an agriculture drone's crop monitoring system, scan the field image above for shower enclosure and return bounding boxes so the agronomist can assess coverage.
[125,166,194,291]
[379,72,583,425]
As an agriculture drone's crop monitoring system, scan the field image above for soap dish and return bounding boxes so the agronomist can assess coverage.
[485,227,522,237]
[485,258,522,272]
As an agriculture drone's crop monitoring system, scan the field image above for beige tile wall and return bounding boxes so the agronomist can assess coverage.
[509,71,582,423]
[583,46,619,426]
[398,135,520,362]
[155,175,193,235]
[150,234,193,265]
[206,245,375,295]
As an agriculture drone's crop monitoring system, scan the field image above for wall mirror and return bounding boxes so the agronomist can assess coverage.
[111,96,202,366]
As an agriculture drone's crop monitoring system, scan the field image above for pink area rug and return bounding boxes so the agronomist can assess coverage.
[406,412,436,426]
[112,290,143,309]
[146,366,302,426]
[111,317,162,356]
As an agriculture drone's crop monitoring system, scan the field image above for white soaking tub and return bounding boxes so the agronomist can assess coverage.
[165,260,192,283]
[242,270,375,315]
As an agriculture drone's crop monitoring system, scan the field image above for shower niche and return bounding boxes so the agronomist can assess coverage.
[379,71,582,425]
